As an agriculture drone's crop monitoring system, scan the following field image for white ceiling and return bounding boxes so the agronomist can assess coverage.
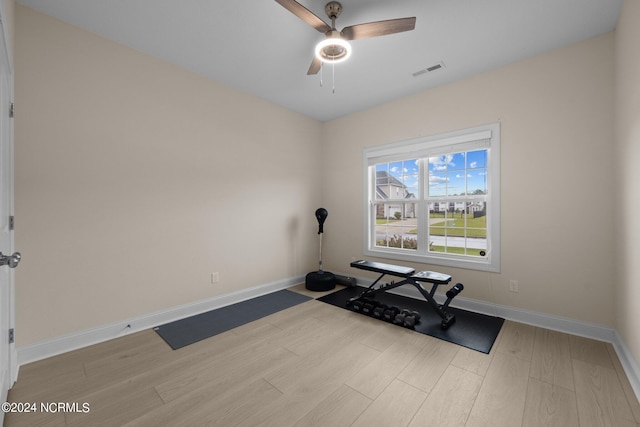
[16,0,622,122]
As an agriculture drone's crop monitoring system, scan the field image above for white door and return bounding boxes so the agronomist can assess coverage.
[0,6,17,412]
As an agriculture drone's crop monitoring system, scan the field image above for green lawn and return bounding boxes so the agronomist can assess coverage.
[429,214,486,237]
[377,214,486,237]
[430,227,486,238]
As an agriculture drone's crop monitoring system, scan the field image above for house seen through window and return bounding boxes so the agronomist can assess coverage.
[364,123,500,272]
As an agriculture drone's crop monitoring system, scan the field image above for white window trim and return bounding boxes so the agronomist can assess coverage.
[363,123,500,272]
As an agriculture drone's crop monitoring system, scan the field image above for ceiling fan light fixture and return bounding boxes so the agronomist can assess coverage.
[315,36,351,64]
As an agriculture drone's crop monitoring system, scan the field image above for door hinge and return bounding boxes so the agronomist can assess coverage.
[9,216,14,230]
[9,102,13,118]
[8,328,14,344]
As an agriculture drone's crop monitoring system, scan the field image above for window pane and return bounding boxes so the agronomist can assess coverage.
[448,172,466,196]
[448,152,466,171]
[467,204,487,255]
[468,202,487,230]
[375,160,420,199]
[429,154,451,172]
[402,159,420,198]
[444,218,466,254]
[403,159,419,175]
[467,150,486,169]
[467,150,487,195]
[389,161,403,178]
[374,202,418,251]
[403,174,419,198]
[428,204,447,253]
[428,172,447,196]
[427,203,443,253]
[468,168,487,195]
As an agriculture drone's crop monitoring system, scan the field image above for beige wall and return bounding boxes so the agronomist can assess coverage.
[321,32,616,326]
[614,0,640,367]
[14,5,322,346]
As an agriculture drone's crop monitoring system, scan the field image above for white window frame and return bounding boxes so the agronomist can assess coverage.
[363,123,500,272]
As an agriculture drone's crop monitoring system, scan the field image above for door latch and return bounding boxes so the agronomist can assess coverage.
[0,252,21,268]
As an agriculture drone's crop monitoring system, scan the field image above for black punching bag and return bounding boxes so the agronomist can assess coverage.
[305,208,336,291]
[315,208,328,235]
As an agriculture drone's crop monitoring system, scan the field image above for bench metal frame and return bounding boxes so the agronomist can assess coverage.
[349,260,462,328]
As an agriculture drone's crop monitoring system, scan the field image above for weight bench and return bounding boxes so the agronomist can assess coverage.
[349,260,463,329]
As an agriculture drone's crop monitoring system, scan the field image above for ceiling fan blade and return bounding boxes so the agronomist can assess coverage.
[342,17,416,40]
[307,57,322,75]
[275,0,331,33]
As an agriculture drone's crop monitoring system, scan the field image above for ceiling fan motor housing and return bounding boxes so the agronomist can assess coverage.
[325,1,342,20]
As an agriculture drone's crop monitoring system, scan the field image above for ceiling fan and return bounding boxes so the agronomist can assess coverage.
[275,0,416,75]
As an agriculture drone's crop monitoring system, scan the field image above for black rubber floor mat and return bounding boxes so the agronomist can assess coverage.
[154,290,312,349]
[318,286,504,354]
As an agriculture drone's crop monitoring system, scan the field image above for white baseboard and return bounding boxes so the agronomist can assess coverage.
[16,275,304,366]
[611,330,640,402]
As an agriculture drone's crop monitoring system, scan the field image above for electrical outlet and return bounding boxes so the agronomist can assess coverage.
[509,279,519,292]
[211,272,219,284]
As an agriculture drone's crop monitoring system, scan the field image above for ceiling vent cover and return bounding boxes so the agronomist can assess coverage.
[412,61,445,77]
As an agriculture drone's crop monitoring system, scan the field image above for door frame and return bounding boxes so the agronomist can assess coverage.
[0,0,17,408]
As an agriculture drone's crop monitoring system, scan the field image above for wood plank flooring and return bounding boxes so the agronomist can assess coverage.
[5,285,640,426]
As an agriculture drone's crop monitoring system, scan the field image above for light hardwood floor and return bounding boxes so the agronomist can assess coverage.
[5,285,640,426]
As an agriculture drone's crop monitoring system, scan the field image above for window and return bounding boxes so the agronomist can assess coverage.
[364,123,500,272]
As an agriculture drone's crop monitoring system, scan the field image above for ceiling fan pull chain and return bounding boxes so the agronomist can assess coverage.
[320,62,324,87]
[332,62,335,94]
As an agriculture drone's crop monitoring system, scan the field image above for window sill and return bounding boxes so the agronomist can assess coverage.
[364,247,500,273]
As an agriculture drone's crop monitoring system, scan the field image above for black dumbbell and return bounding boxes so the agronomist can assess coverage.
[372,304,388,319]
[403,311,421,328]
[362,299,377,315]
[394,309,410,325]
[351,299,364,312]
[382,306,400,322]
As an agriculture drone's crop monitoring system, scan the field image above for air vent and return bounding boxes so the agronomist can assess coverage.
[412,61,445,77]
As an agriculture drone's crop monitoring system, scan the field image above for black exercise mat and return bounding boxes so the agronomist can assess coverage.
[154,290,312,350]
[317,286,504,354]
